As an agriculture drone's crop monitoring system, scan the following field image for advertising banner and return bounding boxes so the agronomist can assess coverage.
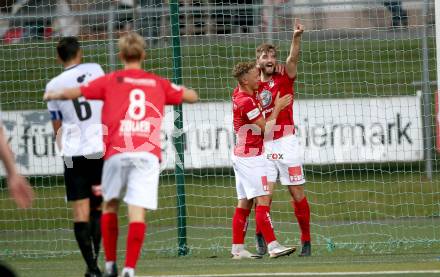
[0,95,423,175]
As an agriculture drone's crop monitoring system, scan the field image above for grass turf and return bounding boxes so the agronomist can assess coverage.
[3,253,440,277]
[1,173,439,259]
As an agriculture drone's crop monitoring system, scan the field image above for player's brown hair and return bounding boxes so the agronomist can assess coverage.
[57,37,80,62]
[256,43,277,59]
[232,61,256,83]
[118,32,146,63]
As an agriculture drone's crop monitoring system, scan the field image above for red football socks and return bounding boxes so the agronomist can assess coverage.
[255,205,276,244]
[292,197,311,242]
[232,207,251,244]
[101,213,118,262]
[125,222,146,268]
[255,199,272,235]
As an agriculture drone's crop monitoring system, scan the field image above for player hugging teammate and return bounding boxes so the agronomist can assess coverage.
[230,61,295,259]
[230,19,312,259]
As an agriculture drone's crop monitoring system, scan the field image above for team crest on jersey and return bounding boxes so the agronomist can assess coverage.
[268,80,275,88]
[259,89,272,108]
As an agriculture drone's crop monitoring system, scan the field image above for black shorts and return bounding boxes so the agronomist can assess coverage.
[64,155,104,202]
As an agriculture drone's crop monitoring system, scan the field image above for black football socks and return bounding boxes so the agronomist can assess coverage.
[74,222,99,271]
[90,210,102,260]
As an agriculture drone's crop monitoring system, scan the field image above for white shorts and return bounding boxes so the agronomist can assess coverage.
[102,152,160,210]
[264,134,306,186]
[232,154,269,200]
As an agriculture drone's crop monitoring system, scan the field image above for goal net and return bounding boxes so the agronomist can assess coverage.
[0,0,438,259]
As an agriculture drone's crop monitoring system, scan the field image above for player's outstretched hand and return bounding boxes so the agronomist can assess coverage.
[274,92,293,111]
[8,174,34,209]
[293,18,305,38]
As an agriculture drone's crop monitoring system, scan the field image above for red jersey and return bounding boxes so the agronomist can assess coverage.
[232,87,264,157]
[81,69,183,160]
[258,72,295,140]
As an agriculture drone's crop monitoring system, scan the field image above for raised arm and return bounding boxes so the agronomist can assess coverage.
[285,19,304,79]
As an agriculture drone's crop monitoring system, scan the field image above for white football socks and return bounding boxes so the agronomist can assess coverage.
[122,267,135,277]
[231,244,245,254]
[105,261,116,273]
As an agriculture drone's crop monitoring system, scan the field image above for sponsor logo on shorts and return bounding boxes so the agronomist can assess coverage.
[266,153,284,160]
[288,166,303,183]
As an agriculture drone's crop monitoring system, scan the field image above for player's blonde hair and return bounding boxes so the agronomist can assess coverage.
[232,61,256,83]
[118,32,146,63]
[256,43,277,59]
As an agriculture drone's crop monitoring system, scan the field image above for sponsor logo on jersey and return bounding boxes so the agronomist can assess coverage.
[259,89,272,108]
[123,77,157,86]
[77,73,92,83]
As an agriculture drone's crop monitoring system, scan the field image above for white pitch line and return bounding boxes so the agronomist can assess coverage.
[140,270,440,277]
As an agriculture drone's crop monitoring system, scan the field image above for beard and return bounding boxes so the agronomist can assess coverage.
[260,63,275,76]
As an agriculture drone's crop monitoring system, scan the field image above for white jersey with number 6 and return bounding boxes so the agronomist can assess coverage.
[46,63,105,157]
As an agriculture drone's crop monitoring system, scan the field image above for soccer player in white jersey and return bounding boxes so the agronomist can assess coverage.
[255,20,312,257]
[231,61,295,259]
[45,37,104,276]
[44,32,198,277]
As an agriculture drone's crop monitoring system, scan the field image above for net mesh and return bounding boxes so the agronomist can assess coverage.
[0,0,438,258]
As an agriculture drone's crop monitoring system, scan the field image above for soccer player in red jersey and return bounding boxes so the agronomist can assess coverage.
[44,32,198,277]
[231,61,295,259]
[254,19,312,257]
